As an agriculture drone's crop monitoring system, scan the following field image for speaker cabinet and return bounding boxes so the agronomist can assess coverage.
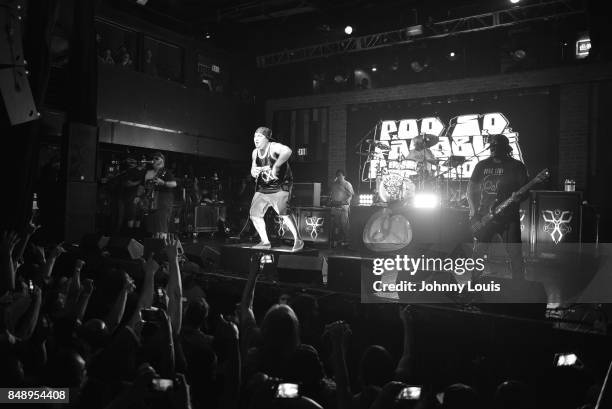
[63,122,98,182]
[277,254,326,285]
[0,9,37,126]
[327,256,362,294]
[291,183,321,207]
[194,205,219,233]
[296,207,331,247]
[64,181,97,243]
[526,191,582,258]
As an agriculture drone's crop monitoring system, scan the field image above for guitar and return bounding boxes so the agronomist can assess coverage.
[470,168,550,239]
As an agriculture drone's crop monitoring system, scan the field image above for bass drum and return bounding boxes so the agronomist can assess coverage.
[362,207,413,252]
[377,173,415,203]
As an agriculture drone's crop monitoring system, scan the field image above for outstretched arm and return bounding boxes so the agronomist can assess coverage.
[395,305,416,382]
[165,236,183,335]
[239,253,260,356]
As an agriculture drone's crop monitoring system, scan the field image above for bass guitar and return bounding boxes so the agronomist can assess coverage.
[470,168,549,240]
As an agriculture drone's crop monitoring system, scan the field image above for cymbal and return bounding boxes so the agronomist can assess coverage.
[365,139,390,150]
[442,155,467,167]
[413,134,439,149]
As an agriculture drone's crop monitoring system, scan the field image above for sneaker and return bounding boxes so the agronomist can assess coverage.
[292,239,304,252]
[252,242,272,249]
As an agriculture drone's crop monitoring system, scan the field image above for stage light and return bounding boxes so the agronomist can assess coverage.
[410,61,427,72]
[390,60,399,71]
[371,65,377,72]
[510,49,527,60]
[205,32,212,39]
[345,25,353,35]
[414,193,439,208]
[406,24,423,36]
[510,0,521,4]
[359,194,374,206]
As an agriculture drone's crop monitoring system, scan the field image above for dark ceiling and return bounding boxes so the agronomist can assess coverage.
[117,0,502,54]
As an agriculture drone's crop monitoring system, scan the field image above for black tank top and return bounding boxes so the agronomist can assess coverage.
[255,144,292,193]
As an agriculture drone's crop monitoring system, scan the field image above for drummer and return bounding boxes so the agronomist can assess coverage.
[405,134,438,174]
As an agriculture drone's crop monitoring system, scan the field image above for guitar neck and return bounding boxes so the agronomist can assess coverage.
[493,178,536,215]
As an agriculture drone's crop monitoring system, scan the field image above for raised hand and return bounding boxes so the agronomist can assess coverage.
[82,279,95,296]
[24,220,41,236]
[1,230,20,257]
[143,253,159,275]
[164,236,180,261]
[324,320,351,347]
[49,243,67,260]
[122,271,136,293]
[215,314,239,341]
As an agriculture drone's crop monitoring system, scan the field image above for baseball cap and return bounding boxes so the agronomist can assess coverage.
[255,126,273,140]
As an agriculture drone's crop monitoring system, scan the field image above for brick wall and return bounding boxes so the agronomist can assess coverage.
[558,83,589,189]
[328,105,347,181]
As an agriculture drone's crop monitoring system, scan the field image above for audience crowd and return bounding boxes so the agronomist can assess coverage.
[0,219,606,409]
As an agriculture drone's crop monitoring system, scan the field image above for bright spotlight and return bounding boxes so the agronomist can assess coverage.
[371,65,377,72]
[510,0,521,4]
[414,193,439,208]
[359,194,373,206]
[344,25,353,35]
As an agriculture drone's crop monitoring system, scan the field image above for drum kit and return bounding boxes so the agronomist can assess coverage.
[358,134,469,207]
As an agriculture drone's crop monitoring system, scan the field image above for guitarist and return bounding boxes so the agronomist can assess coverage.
[467,134,528,280]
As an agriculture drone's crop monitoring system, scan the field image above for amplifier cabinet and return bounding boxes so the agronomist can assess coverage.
[194,205,219,233]
[291,183,321,207]
[526,190,582,258]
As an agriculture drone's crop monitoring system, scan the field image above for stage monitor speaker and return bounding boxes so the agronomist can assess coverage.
[277,254,326,285]
[327,256,362,294]
[80,233,109,253]
[64,181,97,243]
[107,237,144,260]
[475,277,547,320]
[291,183,321,207]
[184,243,220,267]
[63,122,98,183]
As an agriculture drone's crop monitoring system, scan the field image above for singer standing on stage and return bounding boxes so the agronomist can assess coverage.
[249,126,303,251]
[144,152,177,238]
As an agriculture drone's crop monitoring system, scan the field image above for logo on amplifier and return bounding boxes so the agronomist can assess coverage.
[542,209,573,244]
[304,217,325,240]
[274,216,288,237]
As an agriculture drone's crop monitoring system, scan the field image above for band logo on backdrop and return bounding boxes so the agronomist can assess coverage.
[368,113,523,180]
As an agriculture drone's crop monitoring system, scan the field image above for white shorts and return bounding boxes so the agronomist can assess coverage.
[249,191,290,217]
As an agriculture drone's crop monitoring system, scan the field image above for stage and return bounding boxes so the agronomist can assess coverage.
[180,236,607,327]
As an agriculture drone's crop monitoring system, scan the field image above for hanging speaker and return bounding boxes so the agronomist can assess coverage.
[0,5,38,125]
